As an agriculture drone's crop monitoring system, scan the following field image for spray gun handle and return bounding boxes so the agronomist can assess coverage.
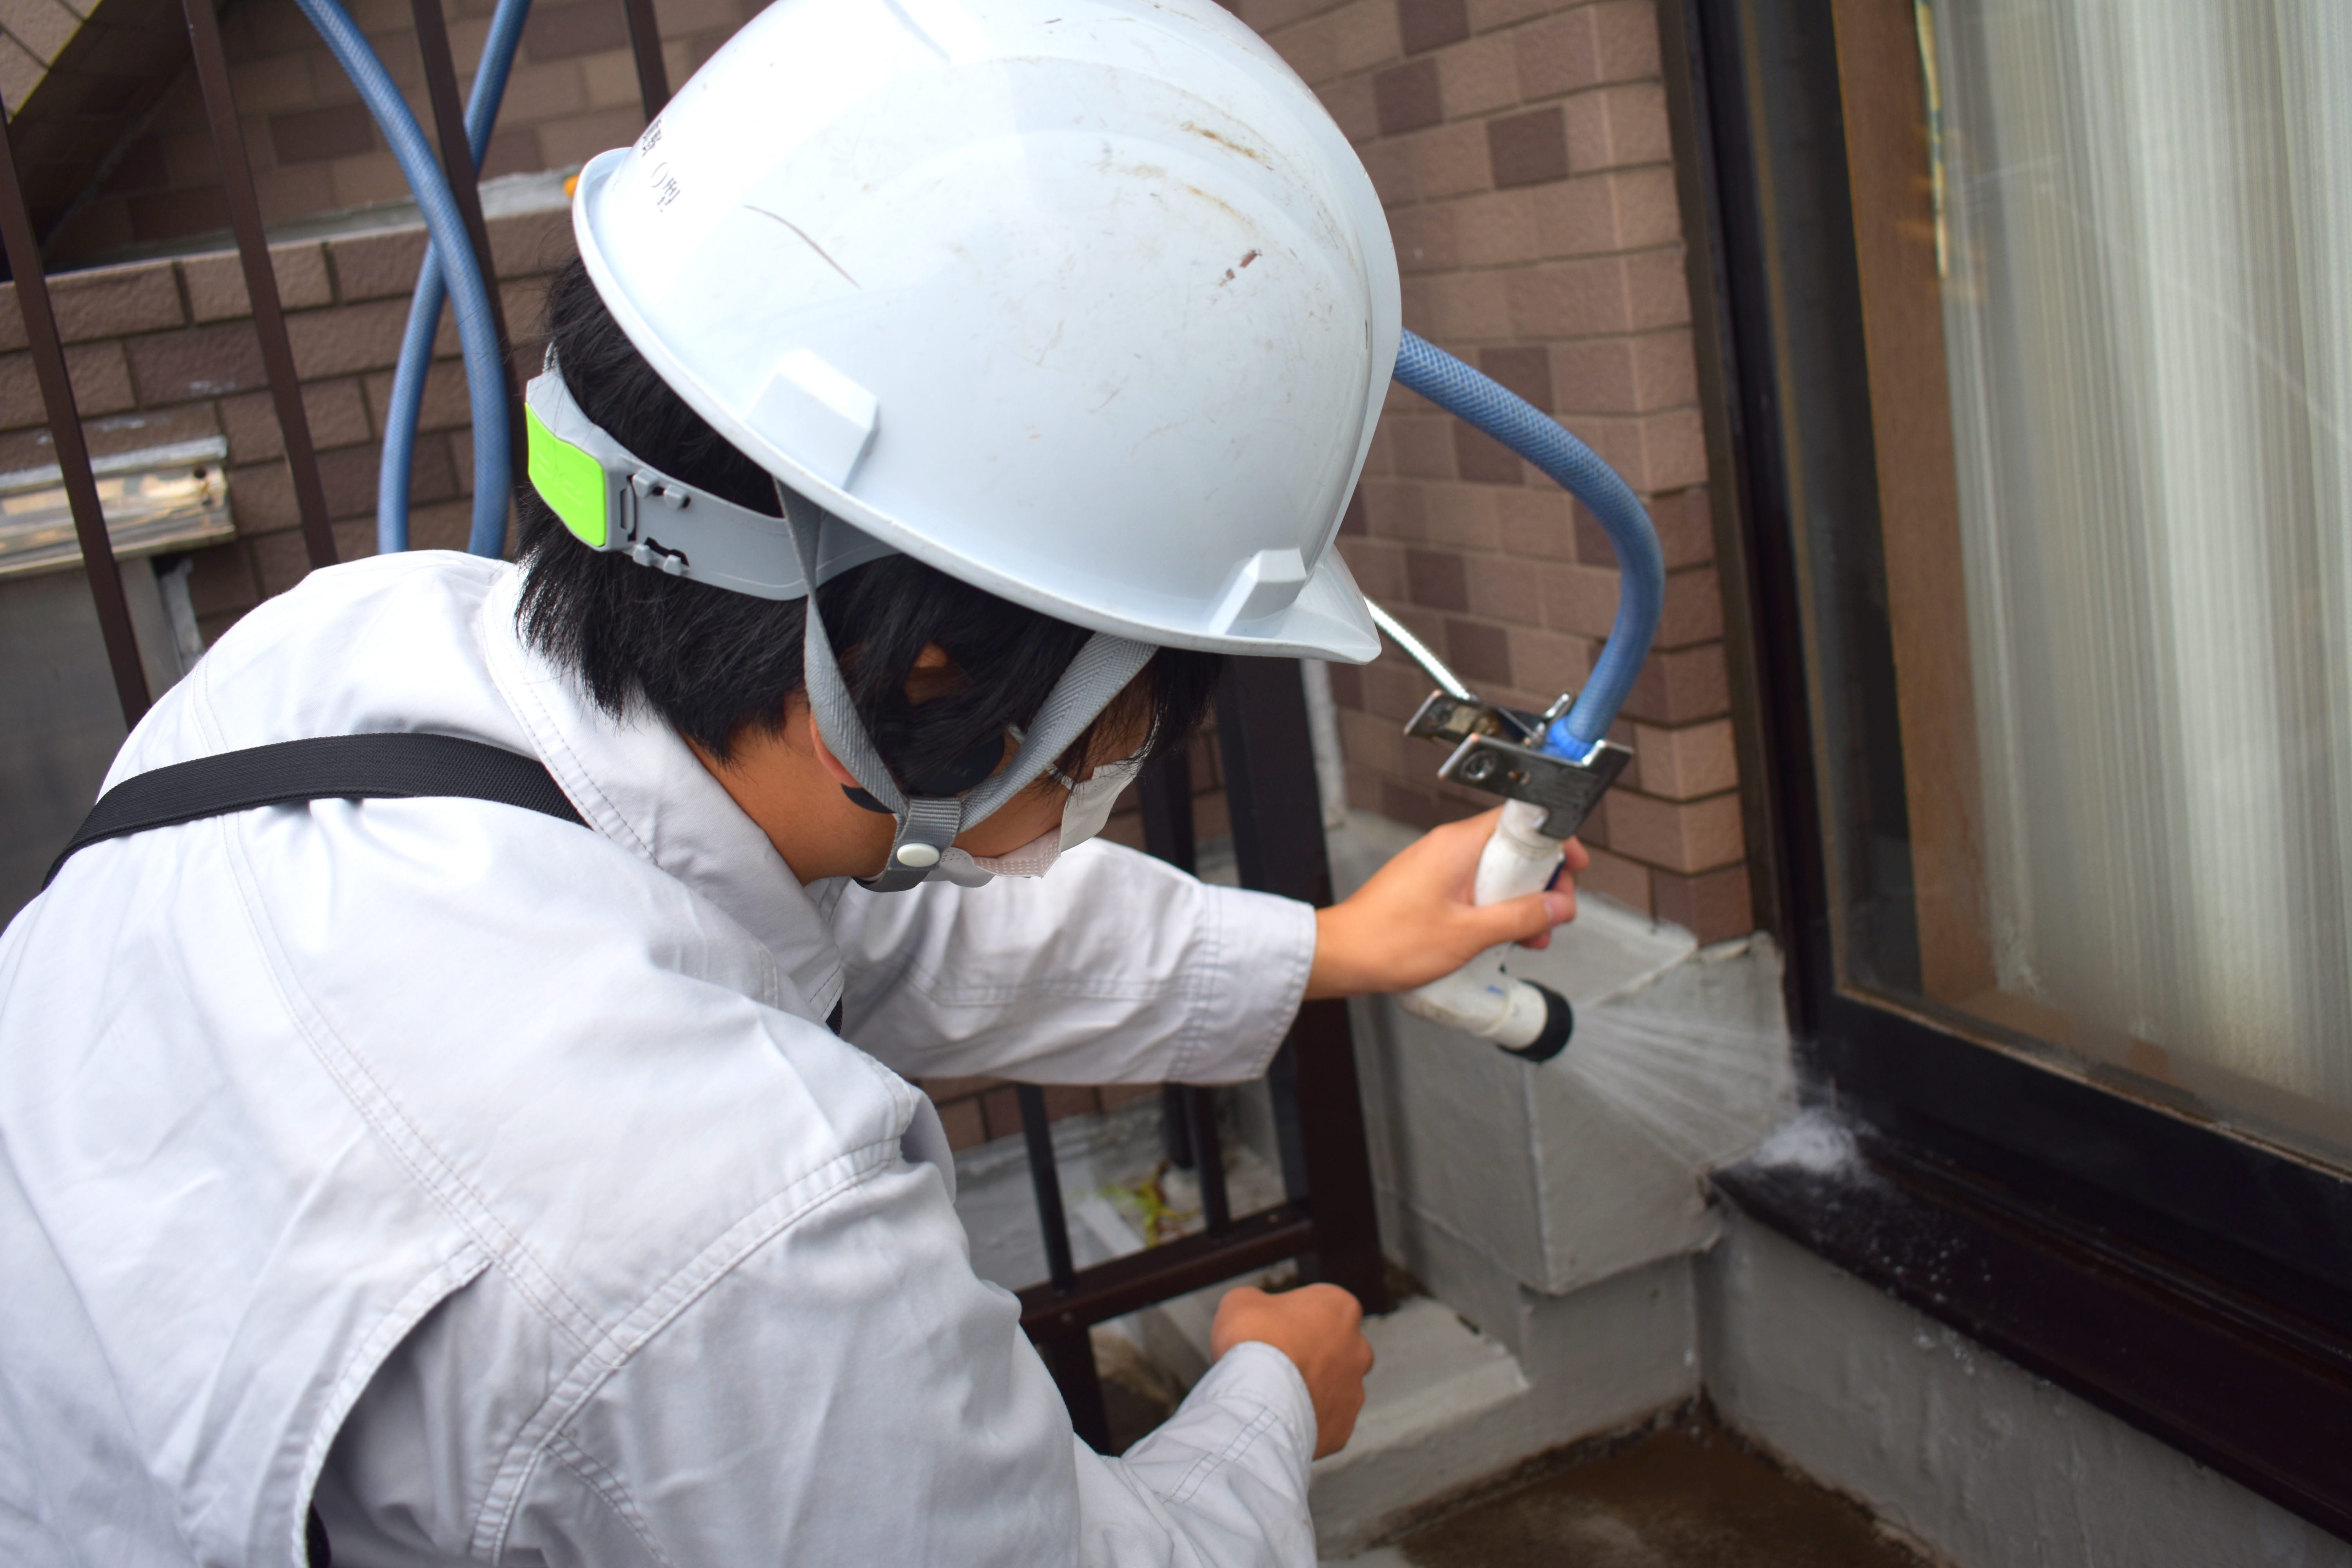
[1388,797,1576,1060]
[1363,622,1592,1058]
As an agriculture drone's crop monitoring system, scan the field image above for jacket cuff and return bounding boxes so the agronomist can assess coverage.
[1182,886,1317,1083]
[1194,1339,1319,1465]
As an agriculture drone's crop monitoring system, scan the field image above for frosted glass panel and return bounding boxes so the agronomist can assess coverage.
[1927,0,2352,1137]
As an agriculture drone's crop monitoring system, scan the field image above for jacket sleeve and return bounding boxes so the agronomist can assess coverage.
[827,840,1318,1086]
[503,1158,1322,1568]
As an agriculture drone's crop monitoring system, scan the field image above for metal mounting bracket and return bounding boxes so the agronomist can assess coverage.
[1403,688,1630,838]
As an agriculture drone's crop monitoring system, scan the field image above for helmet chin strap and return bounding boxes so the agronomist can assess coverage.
[777,487,1154,893]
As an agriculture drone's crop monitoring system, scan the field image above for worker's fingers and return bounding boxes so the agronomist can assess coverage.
[1469,887,1575,950]
[1521,835,1590,947]
[1416,806,1510,893]
[1305,820,1588,998]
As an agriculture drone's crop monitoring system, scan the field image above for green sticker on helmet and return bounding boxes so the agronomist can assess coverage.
[526,402,608,549]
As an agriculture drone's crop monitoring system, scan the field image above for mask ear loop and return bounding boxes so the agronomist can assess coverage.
[960,634,1156,820]
[776,483,1155,891]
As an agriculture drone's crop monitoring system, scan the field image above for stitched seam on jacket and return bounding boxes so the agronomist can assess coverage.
[1207,892,1314,1086]
[892,966,1172,1007]
[221,829,612,1357]
[210,762,885,1561]
[1164,1408,1280,1506]
[1169,878,1220,1084]
[1268,895,1316,1075]
[292,1247,490,1566]
[472,1138,904,1559]
[546,1430,679,1568]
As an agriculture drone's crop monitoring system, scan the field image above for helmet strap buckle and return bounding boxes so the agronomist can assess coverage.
[862,796,964,892]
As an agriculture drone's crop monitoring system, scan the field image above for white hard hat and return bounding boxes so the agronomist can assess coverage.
[568,0,1396,663]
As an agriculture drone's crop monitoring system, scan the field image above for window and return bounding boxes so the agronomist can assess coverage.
[1882,0,2352,1169]
[1673,0,2352,1535]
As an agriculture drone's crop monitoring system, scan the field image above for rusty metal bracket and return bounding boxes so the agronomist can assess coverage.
[1403,689,1542,746]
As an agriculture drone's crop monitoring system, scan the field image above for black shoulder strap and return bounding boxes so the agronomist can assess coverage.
[46,733,587,891]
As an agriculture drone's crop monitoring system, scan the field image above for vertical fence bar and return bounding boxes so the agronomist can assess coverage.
[1140,740,1210,1191]
[1215,659,1390,1312]
[618,0,670,122]
[1159,1082,1196,1169]
[0,94,151,727]
[1136,745,1197,873]
[1018,1084,1111,1452]
[408,0,522,466]
[1262,1037,1310,1200]
[1039,1328,1111,1455]
[1190,1087,1232,1234]
[1017,1084,1079,1293]
[179,0,338,571]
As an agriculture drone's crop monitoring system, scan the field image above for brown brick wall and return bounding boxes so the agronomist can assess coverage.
[0,199,575,640]
[40,0,755,264]
[5,0,1746,980]
[1235,0,1753,942]
[2,0,81,103]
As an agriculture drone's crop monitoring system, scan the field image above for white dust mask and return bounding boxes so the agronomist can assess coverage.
[930,756,1145,887]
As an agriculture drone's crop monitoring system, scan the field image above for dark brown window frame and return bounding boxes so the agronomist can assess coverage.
[1659,0,2352,1538]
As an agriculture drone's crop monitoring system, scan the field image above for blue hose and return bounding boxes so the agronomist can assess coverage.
[1392,330,1664,756]
[377,0,531,557]
[291,0,510,559]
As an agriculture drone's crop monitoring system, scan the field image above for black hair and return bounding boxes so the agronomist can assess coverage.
[515,259,1221,791]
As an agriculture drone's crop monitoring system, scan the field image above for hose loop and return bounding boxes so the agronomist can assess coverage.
[1392,330,1664,753]
[292,0,511,559]
[377,0,532,556]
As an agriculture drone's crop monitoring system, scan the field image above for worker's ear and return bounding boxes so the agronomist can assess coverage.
[802,643,963,792]
[804,708,863,789]
[903,642,960,704]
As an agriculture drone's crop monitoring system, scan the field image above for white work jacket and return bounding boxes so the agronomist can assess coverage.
[0,552,1324,1568]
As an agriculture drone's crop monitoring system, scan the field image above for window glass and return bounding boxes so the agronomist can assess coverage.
[1825,0,2352,1167]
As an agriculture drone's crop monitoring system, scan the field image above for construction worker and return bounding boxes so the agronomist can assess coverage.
[0,0,1590,1561]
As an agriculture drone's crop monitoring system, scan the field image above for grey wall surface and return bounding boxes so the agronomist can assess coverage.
[1702,1207,2350,1568]
[0,559,183,926]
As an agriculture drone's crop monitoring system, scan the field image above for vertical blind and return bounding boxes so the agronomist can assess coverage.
[1931,0,2352,1111]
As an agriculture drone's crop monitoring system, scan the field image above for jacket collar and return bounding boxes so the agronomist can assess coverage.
[477,568,848,1019]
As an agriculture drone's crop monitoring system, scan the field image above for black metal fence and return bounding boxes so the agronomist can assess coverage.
[1028,659,1389,1447]
[0,0,1387,1454]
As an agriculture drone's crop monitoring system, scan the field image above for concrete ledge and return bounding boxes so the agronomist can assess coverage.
[1112,1249,1699,1558]
[1308,1254,1701,1557]
[1309,1297,1530,1548]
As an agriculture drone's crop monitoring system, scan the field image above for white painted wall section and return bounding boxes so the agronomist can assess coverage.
[1702,1208,2352,1568]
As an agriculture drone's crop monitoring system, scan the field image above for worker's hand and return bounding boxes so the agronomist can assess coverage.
[1306,806,1589,998]
[1210,1284,1374,1459]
